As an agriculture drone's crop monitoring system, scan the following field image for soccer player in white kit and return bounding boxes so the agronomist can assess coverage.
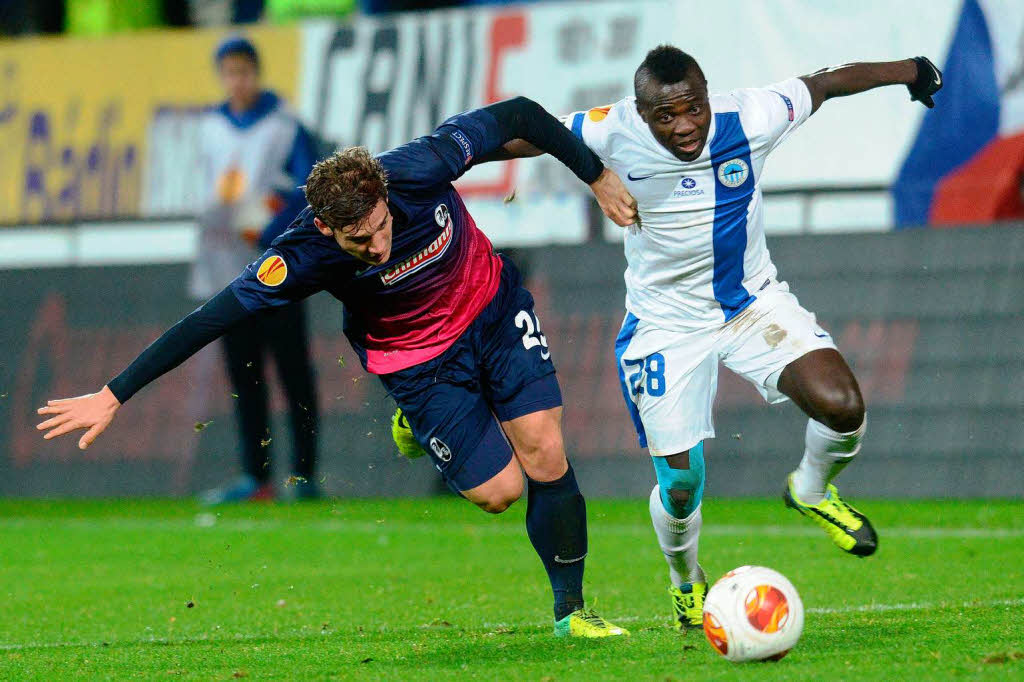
[503,45,942,630]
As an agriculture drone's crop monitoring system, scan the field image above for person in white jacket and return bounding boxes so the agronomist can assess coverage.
[193,36,321,503]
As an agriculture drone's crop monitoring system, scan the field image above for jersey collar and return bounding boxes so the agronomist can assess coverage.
[218,90,281,130]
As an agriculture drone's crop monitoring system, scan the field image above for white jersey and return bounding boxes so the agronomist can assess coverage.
[565,78,813,330]
[190,92,304,300]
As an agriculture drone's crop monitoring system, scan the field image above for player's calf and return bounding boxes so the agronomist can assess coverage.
[649,444,707,628]
[777,347,869,497]
[790,416,866,507]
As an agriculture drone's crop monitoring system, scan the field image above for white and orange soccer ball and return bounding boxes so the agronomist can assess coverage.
[702,565,804,663]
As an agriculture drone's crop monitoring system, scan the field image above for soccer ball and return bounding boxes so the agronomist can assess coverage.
[702,565,804,663]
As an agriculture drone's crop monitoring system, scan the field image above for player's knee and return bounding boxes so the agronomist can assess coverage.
[516,434,566,482]
[652,442,706,519]
[474,473,523,514]
[665,487,691,511]
[818,384,865,433]
[477,489,522,514]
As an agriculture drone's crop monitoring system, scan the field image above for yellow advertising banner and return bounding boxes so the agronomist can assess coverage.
[0,25,299,225]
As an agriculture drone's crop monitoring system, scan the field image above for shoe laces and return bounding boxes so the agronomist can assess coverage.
[815,487,860,530]
[576,608,610,628]
[671,587,700,613]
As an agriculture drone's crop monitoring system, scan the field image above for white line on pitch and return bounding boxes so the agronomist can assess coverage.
[543,597,1024,627]
[2,597,1020,653]
[805,597,1024,615]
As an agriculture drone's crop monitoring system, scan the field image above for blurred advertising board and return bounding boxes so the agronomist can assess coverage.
[0,26,298,225]
[296,0,968,235]
[298,3,669,242]
[7,1,1023,232]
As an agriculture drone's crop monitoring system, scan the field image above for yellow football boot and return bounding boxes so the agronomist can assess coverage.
[669,581,707,632]
[553,608,630,638]
[784,475,878,556]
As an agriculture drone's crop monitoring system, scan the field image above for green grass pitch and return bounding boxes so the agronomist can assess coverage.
[0,498,1021,680]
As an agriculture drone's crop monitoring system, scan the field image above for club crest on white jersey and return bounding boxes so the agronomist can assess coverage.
[564,78,814,329]
[717,159,749,188]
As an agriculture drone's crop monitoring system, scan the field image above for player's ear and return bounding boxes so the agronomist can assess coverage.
[313,217,334,238]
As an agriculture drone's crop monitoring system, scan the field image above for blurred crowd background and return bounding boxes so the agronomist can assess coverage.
[0,0,1020,500]
[0,0,538,36]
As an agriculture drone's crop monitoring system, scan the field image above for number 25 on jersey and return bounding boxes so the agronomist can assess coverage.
[515,310,550,360]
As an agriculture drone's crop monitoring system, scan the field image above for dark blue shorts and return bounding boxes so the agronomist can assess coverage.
[380,256,562,492]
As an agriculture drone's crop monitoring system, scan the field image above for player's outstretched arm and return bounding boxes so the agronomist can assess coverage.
[477,138,543,161]
[485,138,636,226]
[486,97,636,225]
[389,97,637,225]
[472,113,637,226]
[36,286,253,449]
[36,386,121,451]
[800,57,942,114]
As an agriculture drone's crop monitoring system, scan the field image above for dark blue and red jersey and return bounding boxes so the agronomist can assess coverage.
[106,97,603,404]
[230,110,506,374]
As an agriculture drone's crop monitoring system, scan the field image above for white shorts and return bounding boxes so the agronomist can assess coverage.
[615,284,837,456]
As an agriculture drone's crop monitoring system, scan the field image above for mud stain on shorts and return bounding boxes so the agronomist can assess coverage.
[763,324,787,348]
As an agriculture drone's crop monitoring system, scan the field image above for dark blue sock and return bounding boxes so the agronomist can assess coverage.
[525,463,587,621]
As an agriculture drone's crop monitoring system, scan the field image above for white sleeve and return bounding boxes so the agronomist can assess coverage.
[733,77,814,154]
[561,105,615,163]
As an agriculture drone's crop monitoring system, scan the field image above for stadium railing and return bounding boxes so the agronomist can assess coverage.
[0,183,897,270]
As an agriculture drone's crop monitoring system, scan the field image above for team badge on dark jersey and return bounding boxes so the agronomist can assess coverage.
[379,205,454,286]
[256,255,288,286]
[429,436,452,462]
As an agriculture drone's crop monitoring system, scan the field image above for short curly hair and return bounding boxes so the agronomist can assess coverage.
[634,45,705,106]
[303,147,388,232]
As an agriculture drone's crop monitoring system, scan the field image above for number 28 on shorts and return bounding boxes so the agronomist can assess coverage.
[624,353,666,397]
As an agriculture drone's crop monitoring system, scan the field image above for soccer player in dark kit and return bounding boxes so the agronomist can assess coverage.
[37,96,638,637]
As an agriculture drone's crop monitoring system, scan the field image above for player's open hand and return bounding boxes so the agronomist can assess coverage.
[590,168,639,228]
[36,385,121,450]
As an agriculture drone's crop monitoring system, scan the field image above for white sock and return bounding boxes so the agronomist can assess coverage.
[791,417,866,504]
[648,486,705,587]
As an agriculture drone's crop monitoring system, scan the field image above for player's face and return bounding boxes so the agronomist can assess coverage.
[319,199,393,265]
[218,54,260,108]
[638,77,711,162]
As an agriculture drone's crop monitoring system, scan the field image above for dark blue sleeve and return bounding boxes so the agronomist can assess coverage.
[230,243,328,313]
[379,96,604,191]
[378,107,504,190]
[107,228,335,404]
[260,125,318,249]
[107,287,251,403]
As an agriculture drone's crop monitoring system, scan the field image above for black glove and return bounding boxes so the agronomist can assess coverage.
[908,56,942,108]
